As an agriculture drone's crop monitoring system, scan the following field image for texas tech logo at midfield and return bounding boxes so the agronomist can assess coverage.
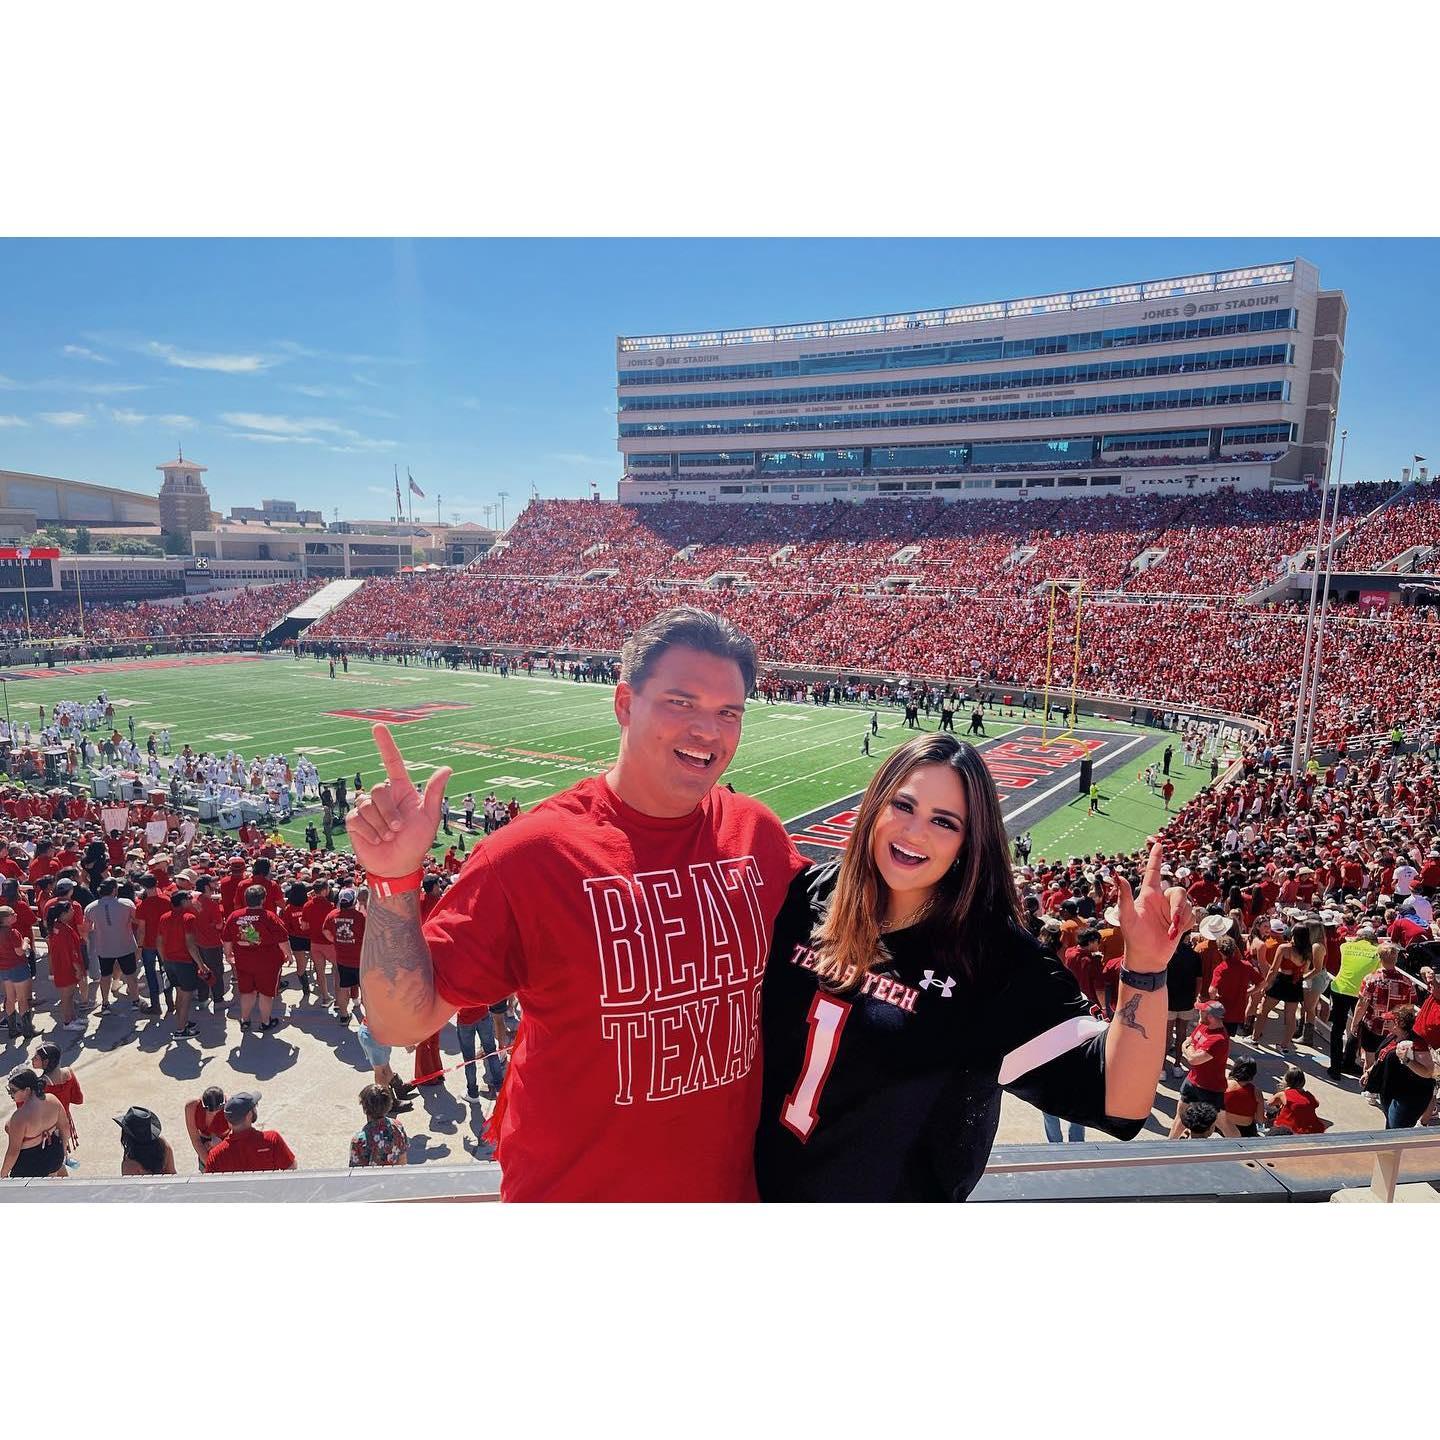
[584,859,768,1106]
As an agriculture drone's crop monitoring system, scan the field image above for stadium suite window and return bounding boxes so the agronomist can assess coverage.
[617,381,1288,438]
[616,345,1294,413]
[612,313,1297,388]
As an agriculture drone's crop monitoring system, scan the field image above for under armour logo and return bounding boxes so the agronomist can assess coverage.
[920,970,955,998]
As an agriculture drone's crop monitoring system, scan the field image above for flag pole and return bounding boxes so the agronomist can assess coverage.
[18,550,32,643]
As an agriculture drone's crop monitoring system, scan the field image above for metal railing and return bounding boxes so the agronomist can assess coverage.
[7,1129,1436,1203]
[618,264,1296,352]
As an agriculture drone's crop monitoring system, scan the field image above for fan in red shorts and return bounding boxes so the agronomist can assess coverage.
[321,888,366,1025]
[221,885,294,1034]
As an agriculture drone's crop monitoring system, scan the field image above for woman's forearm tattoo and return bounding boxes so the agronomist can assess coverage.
[1117,993,1149,1040]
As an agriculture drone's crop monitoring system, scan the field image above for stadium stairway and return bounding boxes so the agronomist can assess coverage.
[261,577,365,648]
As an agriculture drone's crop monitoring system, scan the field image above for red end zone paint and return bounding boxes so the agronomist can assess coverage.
[983,737,1103,792]
[791,808,861,851]
[2,654,274,679]
[326,703,471,724]
[787,735,1111,853]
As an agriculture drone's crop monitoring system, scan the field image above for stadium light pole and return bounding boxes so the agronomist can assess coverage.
[497,491,508,532]
[1302,428,1348,764]
[1290,408,1338,773]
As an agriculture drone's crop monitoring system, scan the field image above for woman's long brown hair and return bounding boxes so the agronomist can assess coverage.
[811,733,1024,989]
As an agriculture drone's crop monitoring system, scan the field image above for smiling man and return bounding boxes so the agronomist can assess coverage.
[353,607,807,1201]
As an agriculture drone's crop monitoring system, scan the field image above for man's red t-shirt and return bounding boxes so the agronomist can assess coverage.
[219,872,248,915]
[221,907,289,973]
[192,895,225,948]
[158,909,197,964]
[1210,956,1258,1023]
[105,836,126,868]
[1186,1024,1230,1092]
[300,893,332,942]
[323,906,365,963]
[204,1127,295,1174]
[134,892,168,950]
[423,775,807,1203]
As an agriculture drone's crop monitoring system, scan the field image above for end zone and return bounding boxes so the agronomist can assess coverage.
[784,725,1148,860]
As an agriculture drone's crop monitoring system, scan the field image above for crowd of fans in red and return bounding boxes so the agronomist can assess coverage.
[474,487,1401,598]
[1328,493,1440,573]
[0,580,324,645]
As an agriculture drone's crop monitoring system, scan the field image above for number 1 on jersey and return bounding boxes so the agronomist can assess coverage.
[780,993,852,1142]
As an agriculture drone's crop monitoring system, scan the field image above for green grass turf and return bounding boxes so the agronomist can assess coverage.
[17,655,1211,863]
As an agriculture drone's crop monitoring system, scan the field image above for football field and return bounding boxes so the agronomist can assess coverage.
[13,652,1215,862]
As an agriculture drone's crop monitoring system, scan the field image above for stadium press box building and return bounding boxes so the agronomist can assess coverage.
[616,259,1345,506]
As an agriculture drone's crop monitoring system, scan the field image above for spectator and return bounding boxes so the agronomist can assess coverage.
[1360,1004,1436,1129]
[1354,942,1423,1073]
[1265,1067,1330,1135]
[203,1091,296,1174]
[115,1106,176,1176]
[183,1085,231,1172]
[348,1083,410,1167]
[1328,923,1379,1079]
[30,1041,82,1161]
[2,1066,71,1178]
[0,905,34,1042]
[1218,1055,1263,1137]
[455,1001,507,1101]
[1174,1101,1219,1139]
[221,884,294,1033]
[1169,1001,1230,1137]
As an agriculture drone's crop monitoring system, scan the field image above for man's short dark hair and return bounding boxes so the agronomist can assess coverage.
[1181,1101,1218,1137]
[619,607,757,697]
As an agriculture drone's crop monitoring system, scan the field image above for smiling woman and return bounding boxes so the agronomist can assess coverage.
[753,730,1192,1201]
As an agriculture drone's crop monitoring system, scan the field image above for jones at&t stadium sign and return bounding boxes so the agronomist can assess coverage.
[1141,293,1282,322]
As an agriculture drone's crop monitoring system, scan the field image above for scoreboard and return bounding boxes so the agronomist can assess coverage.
[0,547,60,593]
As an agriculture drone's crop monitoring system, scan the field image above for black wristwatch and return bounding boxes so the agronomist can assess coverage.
[1118,966,1168,992]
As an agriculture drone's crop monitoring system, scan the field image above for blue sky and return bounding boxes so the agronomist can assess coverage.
[0,238,1434,523]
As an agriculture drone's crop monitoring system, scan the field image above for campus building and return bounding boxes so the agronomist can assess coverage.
[616,258,1346,505]
[156,454,217,542]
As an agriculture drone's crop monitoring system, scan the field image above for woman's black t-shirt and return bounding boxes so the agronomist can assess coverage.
[755,862,1143,1202]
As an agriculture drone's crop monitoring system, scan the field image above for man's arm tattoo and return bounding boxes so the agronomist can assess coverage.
[361,891,434,1000]
[1117,993,1149,1040]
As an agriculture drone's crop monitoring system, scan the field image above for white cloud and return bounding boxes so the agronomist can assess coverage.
[63,344,113,364]
[221,411,347,437]
[39,411,91,427]
[0,373,142,395]
[0,415,27,427]
[228,431,322,445]
[110,408,196,428]
[144,341,278,374]
[220,410,393,452]
[287,383,353,400]
[352,404,398,420]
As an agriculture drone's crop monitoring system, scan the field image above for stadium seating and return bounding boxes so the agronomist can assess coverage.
[0,579,326,644]
[474,487,1402,598]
